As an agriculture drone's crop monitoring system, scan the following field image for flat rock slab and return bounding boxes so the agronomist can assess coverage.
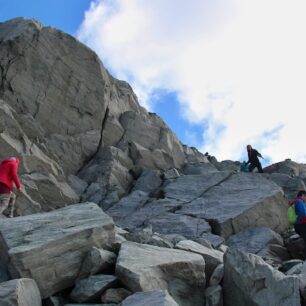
[116,241,206,306]
[0,203,115,299]
[121,290,178,306]
[177,172,288,238]
[0,278,41,306]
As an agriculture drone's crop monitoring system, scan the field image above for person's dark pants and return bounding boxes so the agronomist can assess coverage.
[249,162,264,173]
[294,223,306,255]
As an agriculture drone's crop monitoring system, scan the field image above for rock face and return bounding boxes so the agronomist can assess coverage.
[116,241,206,306]
[0,203,115,298]
[0,18,194,215]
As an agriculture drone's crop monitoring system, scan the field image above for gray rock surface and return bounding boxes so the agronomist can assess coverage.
[78,247,116,278]
[116,241,206,306]
[70,275,118,303]
[0,278,41,306]
[175,240,223,279]
[121,290,178,306]
[177,172,288,238]
[226,227,289,263]
[100,287,131,304]
[223,248,300,306]
[0,203,115,298]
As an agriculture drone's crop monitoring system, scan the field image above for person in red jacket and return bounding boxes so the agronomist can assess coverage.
[0,157,22,218]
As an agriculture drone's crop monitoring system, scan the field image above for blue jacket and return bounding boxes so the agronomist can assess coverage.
[295,199,306,224]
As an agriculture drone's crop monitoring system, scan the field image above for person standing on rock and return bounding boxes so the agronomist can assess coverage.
[292,190,306,254]
[246,145,264,173]
[0,157,22,218]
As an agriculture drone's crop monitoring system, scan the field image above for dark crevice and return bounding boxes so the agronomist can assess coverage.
[77,106,109,175]
[198,171,235,198]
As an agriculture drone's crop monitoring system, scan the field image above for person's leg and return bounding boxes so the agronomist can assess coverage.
[0,193,10,215]
[257,162,264,173]
[249,164,255,172]
[294,224,306,256]
[8,192,16,218]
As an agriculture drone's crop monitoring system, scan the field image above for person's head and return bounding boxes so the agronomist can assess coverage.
[297,190,306,200]
[247,145,252,151]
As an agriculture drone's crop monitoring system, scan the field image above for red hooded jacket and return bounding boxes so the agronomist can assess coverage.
[0,157,21,192]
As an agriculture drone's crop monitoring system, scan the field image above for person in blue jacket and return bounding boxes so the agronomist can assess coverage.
[292,190,306,254]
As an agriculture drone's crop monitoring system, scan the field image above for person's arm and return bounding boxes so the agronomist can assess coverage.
[295,200,306,217]
[11,163,21,191]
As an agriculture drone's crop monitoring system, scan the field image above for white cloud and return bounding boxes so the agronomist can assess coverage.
[78,0,306,163]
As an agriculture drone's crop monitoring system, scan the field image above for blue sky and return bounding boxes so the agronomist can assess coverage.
[1,0,306,165]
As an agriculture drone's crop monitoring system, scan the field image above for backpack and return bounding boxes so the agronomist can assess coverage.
[288,203,297,225]
[240,162,249,173]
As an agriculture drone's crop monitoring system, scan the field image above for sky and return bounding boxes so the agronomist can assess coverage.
[1,0,306,165]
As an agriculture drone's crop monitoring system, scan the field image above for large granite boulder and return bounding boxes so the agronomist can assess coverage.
[226,227,290,263]
[0,203,115,298]
[223,248,300,306]
[116,241,206,306]
[177,172,288,238]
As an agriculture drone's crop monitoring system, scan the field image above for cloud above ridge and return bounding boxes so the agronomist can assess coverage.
[78,0,306,163]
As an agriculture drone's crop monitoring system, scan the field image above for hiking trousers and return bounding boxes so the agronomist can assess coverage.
[249,162,264,173]
[0,192,16,217]
[294,223,306,255]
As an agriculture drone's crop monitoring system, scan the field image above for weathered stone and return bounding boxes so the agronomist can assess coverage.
[163,168,180,180]
[78,247,117,278]
[121,290,178,306]
[164,172,232,202]
[107,197,183,232]
[223,248,300,306]
[226,227,288,263]
[70,275,118,303]
[132,169,162,194]
[183,146,207,164]
[182,162,218,175]
[0,278,41,306]
[20,172,79,211]
[106,190,149,226]
[116,241,206,306]
[175,240,223,280]
[178,173,288,238]
[101,287,132,304]
[264,159,306,178]
[209,264,224,286]
[0,203,115,298]
[149,212,211,239]
[68,175,88,196]
[204,285,223,306]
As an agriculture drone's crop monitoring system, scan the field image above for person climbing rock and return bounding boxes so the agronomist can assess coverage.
[0,157,22,218]
[246,145,264,173]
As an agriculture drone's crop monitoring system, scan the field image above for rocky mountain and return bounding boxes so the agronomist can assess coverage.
[0,18,306,306]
